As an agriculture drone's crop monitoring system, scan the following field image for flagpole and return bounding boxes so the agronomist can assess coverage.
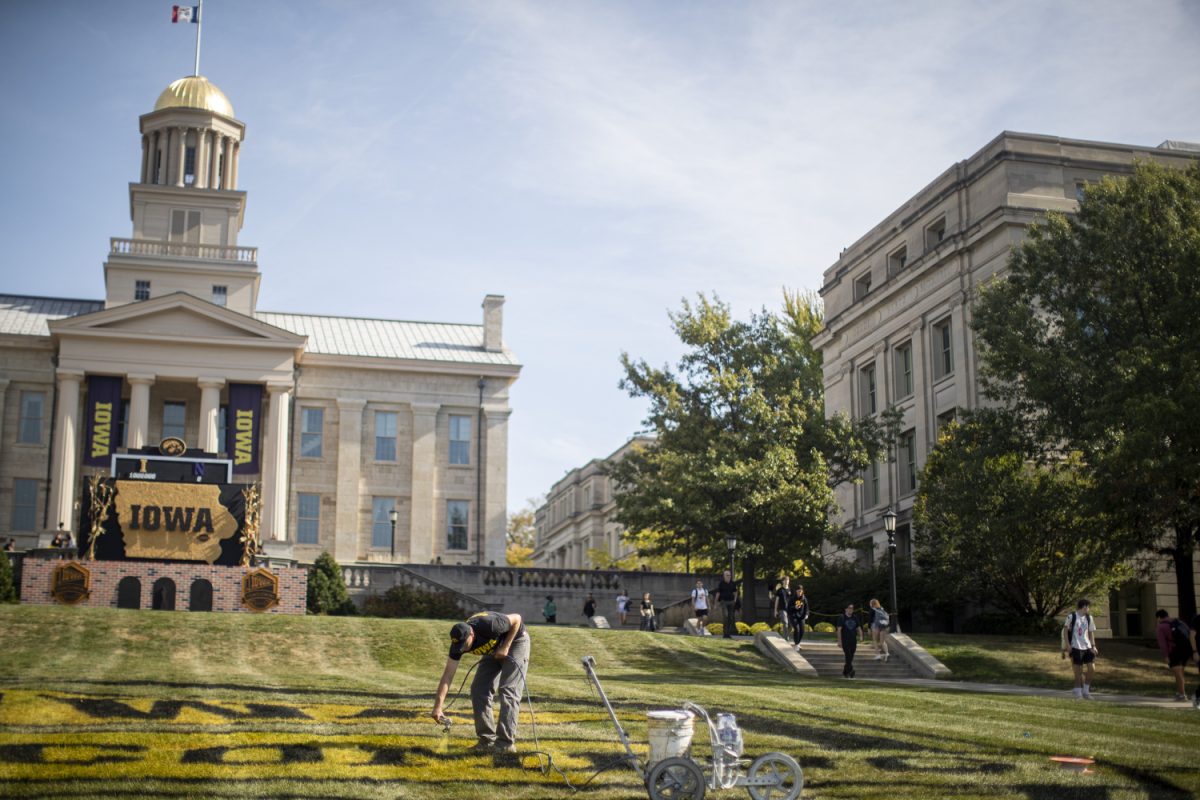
[193,0,203,76]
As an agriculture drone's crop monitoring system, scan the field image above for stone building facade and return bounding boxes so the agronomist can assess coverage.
[0,75,520,567]
[532,436,653,569]
[812,131,1200,635]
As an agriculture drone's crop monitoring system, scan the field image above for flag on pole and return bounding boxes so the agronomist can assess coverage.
[172,6,199,24]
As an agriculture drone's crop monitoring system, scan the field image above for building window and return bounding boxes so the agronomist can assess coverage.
[300,408,324,458]
[17,391,45,444]
[375,411,397,461]
[118,400,130,448]
[212,285,227,307]
[447,500,469,551]
[162,401,186,440]
[856,539,875,568]
[372,497,395,549]
[924,216,946,250]
[170,209,201,244]
[863,461,880,509]
[297,493,320,544]
[135,280,151,301]
[895,524,913,566]
[1075,182,1088,202]
[449,415,471,465]
[894,341,913,399]
[583,484,592,508]
[853,271,872,301]
[184,146,196,185]
[932,317,953,380]
[888,244,908,275]
[898,429,917,494]
[12,478,38,530]
[859,362,877,416]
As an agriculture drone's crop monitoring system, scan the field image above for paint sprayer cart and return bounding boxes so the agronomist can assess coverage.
[582,656,802,800]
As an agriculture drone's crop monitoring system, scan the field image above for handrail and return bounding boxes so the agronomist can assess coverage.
[110,237,257,264]
[340,562,497,614]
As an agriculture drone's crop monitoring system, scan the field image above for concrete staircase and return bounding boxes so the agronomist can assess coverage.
[793,640,923,680]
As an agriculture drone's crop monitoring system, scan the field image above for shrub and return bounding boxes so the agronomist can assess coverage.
[736,621,751,635]
[361,584,464,620]
[0,551,16,603]
[961,612,1059,636]
[306,552,356,615]
[706,622,724,636]
[813,622,835,633]
[749,622,772,634]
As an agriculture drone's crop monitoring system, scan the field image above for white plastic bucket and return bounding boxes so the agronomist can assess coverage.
[646,709,695,765]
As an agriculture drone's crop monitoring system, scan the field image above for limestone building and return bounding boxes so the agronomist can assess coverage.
[533,436,652,569]
[812,131,1199,634]
[0,75,520,566]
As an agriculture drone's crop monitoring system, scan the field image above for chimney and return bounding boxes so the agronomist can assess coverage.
[482,295,504,353]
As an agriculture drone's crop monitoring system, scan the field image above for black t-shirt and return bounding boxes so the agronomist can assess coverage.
[774,586,790,610]
[449,612,522,661]
[641,599,654,613]
[837,614,859,640]
[715,580,738,602]
[790,595,809,620]
[584,600,596,617]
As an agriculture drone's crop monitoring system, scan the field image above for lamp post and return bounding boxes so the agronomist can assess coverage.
[388,508,398,561]
[724,534,738,577]
[883,508,899,633]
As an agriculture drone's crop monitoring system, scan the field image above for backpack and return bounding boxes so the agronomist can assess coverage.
[1066,612,1092,649]
[1169,619,1193,654]
[876,609,890,627]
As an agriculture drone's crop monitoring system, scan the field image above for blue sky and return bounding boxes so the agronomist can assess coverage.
[2,1,1199,513]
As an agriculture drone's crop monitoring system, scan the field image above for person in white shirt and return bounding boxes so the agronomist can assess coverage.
[615,591,629,626]
[691,579,710,633]
[1060,598,1099,699]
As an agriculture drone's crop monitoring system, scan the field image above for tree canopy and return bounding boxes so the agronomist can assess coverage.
[610,292,895,612]
[972,161,1200,618]
[914,409,1130,619]
[505,501,537,567]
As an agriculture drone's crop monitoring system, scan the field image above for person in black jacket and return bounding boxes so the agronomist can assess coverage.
[789,586,810,650]
[714,570,739,638]
[837,603,861,678]
[583,594,596,620]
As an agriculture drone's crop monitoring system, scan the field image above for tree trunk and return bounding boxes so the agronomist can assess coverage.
[741,554,760,625]
[1172,525,1197,621]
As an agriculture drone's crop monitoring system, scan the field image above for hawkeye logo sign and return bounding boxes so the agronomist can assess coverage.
[241,568,280,612]
[114,481,239,563]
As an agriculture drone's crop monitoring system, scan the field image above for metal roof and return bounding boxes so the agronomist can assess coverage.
[256,311,520,366]
[0,294,519,367]
[0,295,104,337]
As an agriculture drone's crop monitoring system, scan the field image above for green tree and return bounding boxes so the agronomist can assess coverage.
[306,551,356,615]
[610,292,895,618]
[0,550,17,603]
[973,161,1200,618]
[505,500,538,567]
[913,409,1130,619]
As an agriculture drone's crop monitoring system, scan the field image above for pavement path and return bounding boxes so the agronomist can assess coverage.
[838,673,1195,709]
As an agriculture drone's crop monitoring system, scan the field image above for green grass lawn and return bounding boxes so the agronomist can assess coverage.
[0,605,1196,799]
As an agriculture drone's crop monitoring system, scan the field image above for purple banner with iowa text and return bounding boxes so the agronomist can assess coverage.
[84,375,123,467]
[226,383,263,474]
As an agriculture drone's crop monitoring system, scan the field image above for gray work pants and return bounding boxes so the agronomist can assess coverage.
[470,632,529,745]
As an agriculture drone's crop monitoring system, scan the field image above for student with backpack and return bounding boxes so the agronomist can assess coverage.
[1154,609,1193,702]
[1060,599,1099,699]
[869,598,891,662]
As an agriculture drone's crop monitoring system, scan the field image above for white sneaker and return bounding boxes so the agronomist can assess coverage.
[873,655,883,661]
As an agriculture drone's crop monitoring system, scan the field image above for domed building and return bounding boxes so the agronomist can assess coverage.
[0,75,520,569]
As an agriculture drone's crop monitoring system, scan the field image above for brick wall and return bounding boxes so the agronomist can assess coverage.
[20,556,307,614]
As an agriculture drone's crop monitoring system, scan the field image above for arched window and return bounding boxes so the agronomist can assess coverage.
[151,577,176,611]
[116,576,141,609]
[189,579,213,612]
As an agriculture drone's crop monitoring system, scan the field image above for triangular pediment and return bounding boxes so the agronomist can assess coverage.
[48,292,307,349]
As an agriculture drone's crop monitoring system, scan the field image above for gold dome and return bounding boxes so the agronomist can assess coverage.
[153,76,234,118]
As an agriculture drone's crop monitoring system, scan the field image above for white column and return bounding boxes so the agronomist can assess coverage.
[126,373,155,449]
[140,135,150,183]
[409,403,440,564]
[174,127,187,187]
[197,378,224,453]
[47,369,84,533]
[0,378,9,445]
[194,129,207,188]
[335,398,364,562]
[220,134,233,189]
[230,140,240,189]
[950,298,970,410]
[209,134,223,189]
[261,383,292,541]
[482,406,511,566]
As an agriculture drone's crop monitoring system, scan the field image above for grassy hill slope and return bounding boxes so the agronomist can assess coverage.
[0,605,1197,799]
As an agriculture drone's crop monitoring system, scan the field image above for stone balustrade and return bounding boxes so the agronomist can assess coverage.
[110,237,257,264]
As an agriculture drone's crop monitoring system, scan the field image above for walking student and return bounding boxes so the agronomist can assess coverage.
[715,570,739,638]
[1155,609,1194,702]
[432,611,529,753]
[542,595,556,624]
[583,593,596,620]
[1061,599,1098,700]
[789,585,810,650]
[639,592,657,631]
[869,598,891,662]
[837,602,860,678]
[616,590,630,626]
[691,579,711,633]
[773,576,792,639]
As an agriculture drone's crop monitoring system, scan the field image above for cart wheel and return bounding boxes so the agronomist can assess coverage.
[646,757,706,800]
[746,752,803,800]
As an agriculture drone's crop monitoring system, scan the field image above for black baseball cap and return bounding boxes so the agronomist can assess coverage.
[449,622,471,658]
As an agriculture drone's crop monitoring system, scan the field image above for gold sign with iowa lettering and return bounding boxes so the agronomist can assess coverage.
[114,480,239,563]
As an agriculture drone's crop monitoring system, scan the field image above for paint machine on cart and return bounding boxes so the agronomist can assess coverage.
[581,656,802,800]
